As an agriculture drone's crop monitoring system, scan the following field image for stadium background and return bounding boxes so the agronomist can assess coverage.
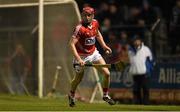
[0,0,179,106]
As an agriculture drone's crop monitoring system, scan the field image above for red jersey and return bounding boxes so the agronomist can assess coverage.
[72,19,99,56]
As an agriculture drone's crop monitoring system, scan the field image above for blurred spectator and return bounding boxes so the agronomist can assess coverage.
[119,31,129,46]
[96,1,127,27]
[126,6,141,25]
[169,0,180,54]
[96,2,109,24]
[118,31,129,63]
[8,44,31,95]
[140,0,159,27]
[101,18,111,35]
[103,31,129,65]
[105,32,122,63]
[128,35,154,105]
[108,3,124,26]
[136,19,146,40]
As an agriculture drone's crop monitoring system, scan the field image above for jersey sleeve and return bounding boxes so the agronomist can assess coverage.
[72,25,81,38]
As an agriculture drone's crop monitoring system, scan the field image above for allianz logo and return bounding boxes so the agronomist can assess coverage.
[110,66,133,87]
[159,68,180,84]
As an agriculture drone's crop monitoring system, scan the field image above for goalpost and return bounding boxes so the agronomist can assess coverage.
[0,0,103,103]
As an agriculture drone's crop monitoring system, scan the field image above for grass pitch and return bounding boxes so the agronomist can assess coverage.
[0,94,179,111]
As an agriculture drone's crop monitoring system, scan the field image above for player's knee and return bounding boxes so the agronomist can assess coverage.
[102,69,110,77]
[105,74,110,78]
[104,71,110,78]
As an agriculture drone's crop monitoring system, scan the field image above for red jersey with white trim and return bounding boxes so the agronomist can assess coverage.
[72,19,99,56]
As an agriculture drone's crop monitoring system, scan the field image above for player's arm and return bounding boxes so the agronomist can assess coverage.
[69,37,85,66]
[96,30,112,54]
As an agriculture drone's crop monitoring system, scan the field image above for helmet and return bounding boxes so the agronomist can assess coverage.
[82,6,95,14]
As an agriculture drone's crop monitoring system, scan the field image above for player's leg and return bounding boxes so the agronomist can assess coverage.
[94,58,115,105]
[70,71,84,95]
[68,67,84,107]
[142,75,150,105]
[133,75,142,104]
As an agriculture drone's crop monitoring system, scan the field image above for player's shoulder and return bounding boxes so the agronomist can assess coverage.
[143,44,149,49]
[143,44,151,52]
[75,23,82,29]
[92,19,99,28]
[92,19,99,24]
[72,23,83,37]
[74,23,83,31]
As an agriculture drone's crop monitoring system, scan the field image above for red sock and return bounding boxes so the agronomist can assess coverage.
[103,88,109,96]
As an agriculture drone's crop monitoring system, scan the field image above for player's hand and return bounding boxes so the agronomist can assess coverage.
[78,59,85,66]
[104,46,112,55]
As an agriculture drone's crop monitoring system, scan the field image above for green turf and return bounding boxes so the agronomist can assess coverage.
[0,94,179,111]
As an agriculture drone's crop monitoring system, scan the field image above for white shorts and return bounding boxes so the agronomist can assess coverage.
[73,49,102,73]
